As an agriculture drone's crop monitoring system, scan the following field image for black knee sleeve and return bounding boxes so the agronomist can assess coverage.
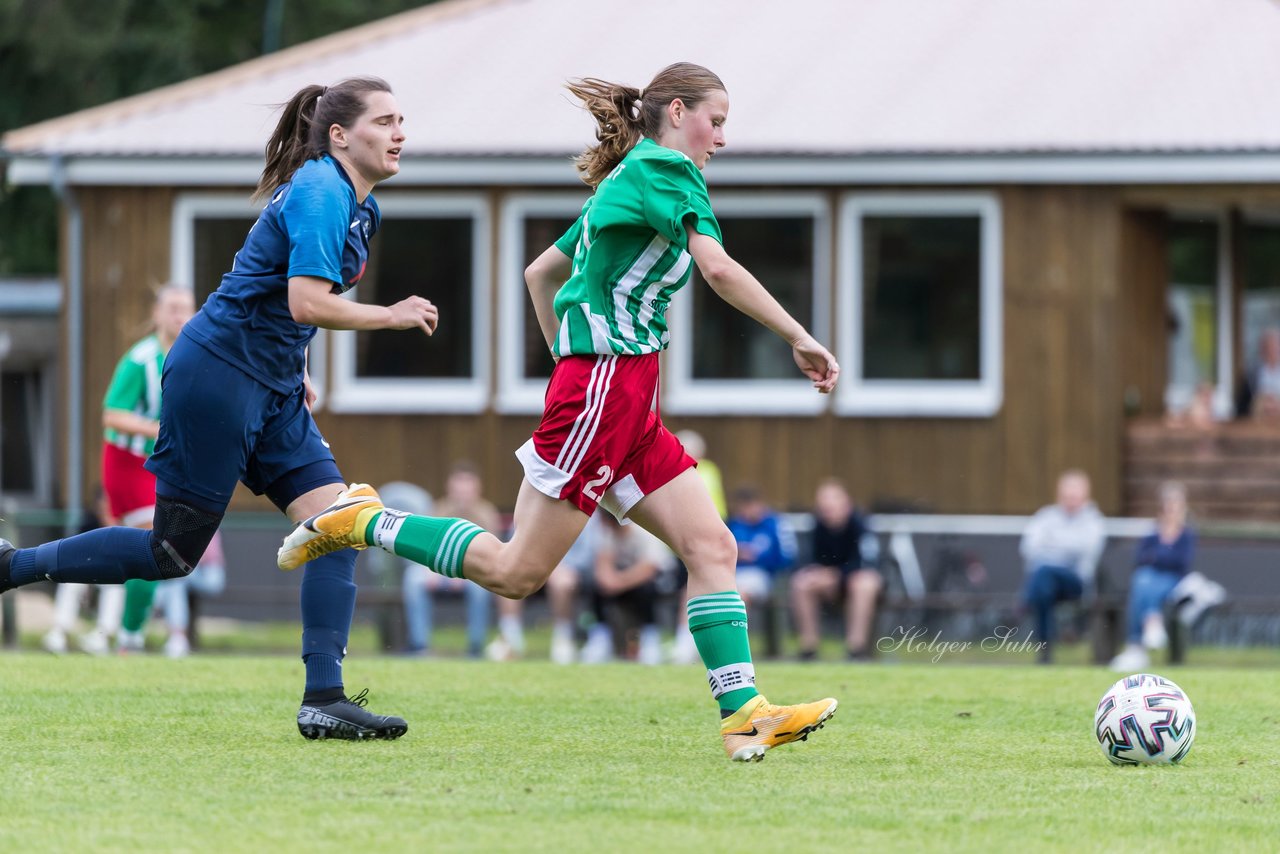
[149,497,223,580]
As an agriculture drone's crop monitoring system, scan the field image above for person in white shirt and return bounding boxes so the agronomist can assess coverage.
[1019,470,1106,662]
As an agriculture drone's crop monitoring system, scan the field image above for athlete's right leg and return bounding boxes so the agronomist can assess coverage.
[545,563,580,664]
[3,335,248,594]
[0,489,221,593]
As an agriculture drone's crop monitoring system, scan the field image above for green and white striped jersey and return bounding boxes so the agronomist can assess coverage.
[102,334,164,457]
[551,139,722,358]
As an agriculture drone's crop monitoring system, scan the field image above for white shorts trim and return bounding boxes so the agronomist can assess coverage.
[599,473,644,523]
[516,439,572,501]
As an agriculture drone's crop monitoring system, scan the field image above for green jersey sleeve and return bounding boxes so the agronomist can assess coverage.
[642,160,722,250]
[553,215,584,257]
[103,353,146,412]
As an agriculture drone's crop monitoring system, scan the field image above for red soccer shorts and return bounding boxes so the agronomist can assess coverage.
[516,353,694,519]
[101,441,156,526]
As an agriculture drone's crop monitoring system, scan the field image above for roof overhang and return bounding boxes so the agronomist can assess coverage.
[10,151,1280,188]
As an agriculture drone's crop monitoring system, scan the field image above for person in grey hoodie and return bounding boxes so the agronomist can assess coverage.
[1019,469,1106,662]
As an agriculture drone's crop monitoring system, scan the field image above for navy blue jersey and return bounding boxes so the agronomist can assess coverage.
[182,155,380,393]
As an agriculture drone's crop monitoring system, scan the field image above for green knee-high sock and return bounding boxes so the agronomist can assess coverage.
[363,510,485,579]
[121,579,158,633]
[687,591,760,714]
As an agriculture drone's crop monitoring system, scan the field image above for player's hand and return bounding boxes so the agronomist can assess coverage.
[387,296,438,334]
[791,334,840,393]
[302,372,318,411]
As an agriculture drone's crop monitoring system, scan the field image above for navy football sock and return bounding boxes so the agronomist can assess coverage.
[300,549,357,693]
[8,527,158,587]
[302,686,345,706]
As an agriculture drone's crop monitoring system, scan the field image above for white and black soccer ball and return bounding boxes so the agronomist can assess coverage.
[1094,673,1196,765]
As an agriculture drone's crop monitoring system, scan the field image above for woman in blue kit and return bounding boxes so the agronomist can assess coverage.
[1,76,435,740]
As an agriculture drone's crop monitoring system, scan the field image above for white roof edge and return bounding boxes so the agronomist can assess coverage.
[13,151,1280,188]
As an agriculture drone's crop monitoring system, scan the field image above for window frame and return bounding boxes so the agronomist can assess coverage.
[0,361,56,505]
[835,192,1003,418]
[327,193,491,414]
[495,192,589,414]
[170,192,330,410]
[665,192,832,415]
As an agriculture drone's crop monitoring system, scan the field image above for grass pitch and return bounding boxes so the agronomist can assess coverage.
[1,655,1276,852]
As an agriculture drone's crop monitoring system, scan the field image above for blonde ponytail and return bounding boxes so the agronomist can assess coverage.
[567,62,726,188]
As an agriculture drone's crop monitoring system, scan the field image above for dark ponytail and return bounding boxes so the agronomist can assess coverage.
[254,76,393,201]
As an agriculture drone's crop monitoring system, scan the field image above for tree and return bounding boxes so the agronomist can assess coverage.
[0,0,438,274]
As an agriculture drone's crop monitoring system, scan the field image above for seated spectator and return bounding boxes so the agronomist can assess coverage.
[1110,482,1222,671]
[42,487,124,656]
[1019,469,1106,663]
[580,515,670,665]
[1235,327,1280,420]
[676,429,727,519]
[789,478,882,661]
[1166,381,1220,431]
[726,486,796,612]
[541,514,601,664]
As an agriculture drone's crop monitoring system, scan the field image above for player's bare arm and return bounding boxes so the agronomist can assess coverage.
[525,244,572,352]
[102,408,160,439]
[687,229,839,393]
[287,275,437,334]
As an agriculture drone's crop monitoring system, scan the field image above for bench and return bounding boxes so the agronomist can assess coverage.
[187,584,411,652]
[778,513,1280,664]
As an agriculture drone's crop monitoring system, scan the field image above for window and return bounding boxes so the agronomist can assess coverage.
[1165,215,1227,414]
[496,194,587,413]
[1241,218,1280,370]
[0,368,51,501]
[666,194,830,414]
[836,194,1002,417]
[171,194,259,306]
[329,195,490,413]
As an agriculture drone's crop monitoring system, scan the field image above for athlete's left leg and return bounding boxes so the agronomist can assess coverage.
[628,468,838,762]
[268,466,406,741]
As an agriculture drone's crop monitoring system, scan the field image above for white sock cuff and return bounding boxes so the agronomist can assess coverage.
[371,508,410,552]
[706,663,756,699]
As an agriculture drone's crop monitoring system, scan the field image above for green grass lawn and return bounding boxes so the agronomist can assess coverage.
[0,654,1276,852]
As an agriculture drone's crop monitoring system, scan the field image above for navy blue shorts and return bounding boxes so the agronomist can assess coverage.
[146,334,342,512]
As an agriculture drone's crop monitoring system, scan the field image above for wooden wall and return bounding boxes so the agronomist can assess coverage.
[64,182,1184,518]
[61,187,176,509]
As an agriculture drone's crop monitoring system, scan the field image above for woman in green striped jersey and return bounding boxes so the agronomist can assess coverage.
[43,284,194,656]
[282,63,840,760]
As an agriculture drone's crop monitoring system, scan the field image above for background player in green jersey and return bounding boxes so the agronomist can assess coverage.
[44,284,194,655]
[109,285,197,653]
[281,63,840,761]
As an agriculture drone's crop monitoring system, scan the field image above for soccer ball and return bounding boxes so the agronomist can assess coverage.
[1094,673,1196,765]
